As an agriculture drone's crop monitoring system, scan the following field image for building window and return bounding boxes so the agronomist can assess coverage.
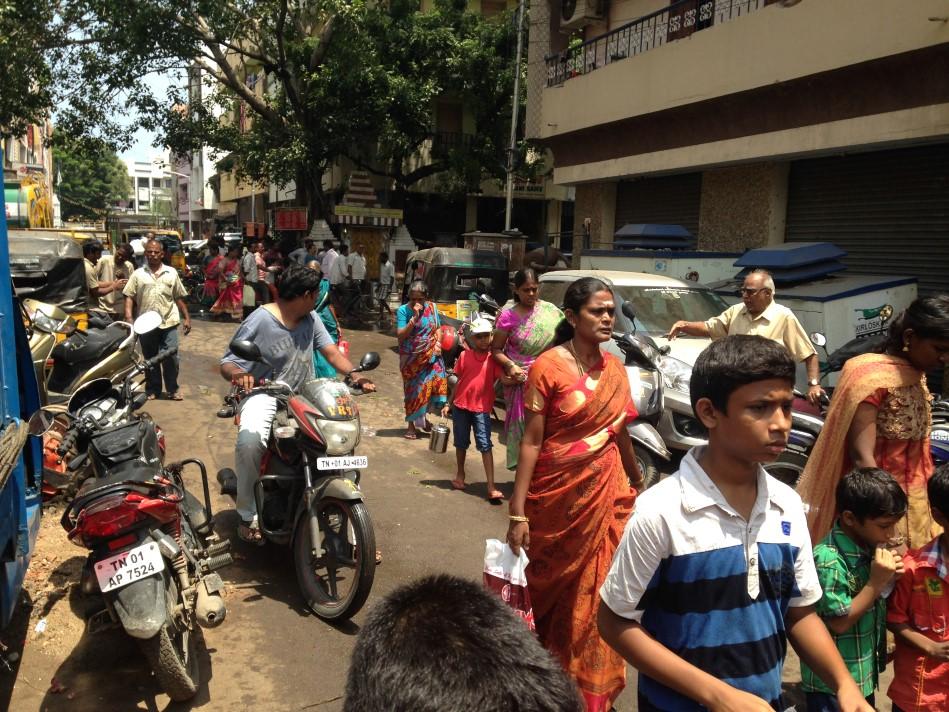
[137,176,149,188]
[152,177,163,188]
[139,201,149,211]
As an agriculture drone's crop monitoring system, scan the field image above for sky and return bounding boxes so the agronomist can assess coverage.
[117,71,179,165]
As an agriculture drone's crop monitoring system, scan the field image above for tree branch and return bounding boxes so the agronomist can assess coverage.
[308,15,336,72]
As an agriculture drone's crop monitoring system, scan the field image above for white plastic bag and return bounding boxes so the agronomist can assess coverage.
[483,539,535,630]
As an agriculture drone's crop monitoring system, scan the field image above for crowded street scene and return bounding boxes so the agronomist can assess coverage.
[2,0,949,711]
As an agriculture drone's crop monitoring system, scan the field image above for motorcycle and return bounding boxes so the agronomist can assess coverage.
[614,302,672,488]
[24,299,160,406]
[216,340,381,621]
[28,347,230,702]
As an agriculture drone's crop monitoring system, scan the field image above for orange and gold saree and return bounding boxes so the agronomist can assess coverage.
[522,347,636,711]
[797,352,937,548]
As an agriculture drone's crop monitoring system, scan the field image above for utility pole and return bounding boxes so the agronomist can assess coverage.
[504,0,527,232]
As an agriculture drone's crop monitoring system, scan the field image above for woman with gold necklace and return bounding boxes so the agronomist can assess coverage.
[506,277,644,711]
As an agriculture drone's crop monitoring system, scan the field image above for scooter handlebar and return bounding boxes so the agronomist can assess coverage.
[142,346,178,371]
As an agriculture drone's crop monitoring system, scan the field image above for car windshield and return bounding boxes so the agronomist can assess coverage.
[614,286,728,334]
[427,267,509,304]
[538,281,728,334]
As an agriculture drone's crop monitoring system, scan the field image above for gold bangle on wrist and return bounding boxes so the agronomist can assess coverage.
[509,515,529,523]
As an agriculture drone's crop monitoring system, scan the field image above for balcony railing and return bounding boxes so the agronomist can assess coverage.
[431,131,474,158]
[546,0,770,87]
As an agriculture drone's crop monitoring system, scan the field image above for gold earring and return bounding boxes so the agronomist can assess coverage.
[902,342,910,352]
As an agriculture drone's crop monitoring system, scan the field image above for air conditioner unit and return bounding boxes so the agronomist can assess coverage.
[560,0,604,30]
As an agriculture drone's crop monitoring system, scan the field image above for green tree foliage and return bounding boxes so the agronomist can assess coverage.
[54,139,131,221]
[0,0,528,220]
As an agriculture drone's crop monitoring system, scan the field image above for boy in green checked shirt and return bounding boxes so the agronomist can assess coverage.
[801,468,907,711]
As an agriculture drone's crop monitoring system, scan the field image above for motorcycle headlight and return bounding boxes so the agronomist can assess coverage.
[658,355,692,393]
[315,418,361,456]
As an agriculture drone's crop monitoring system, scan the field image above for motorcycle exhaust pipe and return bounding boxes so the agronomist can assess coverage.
[195,582,227,628]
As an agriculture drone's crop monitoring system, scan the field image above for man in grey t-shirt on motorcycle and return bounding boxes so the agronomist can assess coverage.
[220,265,376,543]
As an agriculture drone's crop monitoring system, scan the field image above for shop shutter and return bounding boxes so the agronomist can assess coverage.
[786,144,949,296]
[615,173,702,238]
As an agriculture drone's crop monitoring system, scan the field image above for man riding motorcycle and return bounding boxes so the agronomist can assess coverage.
[220,265,376,544]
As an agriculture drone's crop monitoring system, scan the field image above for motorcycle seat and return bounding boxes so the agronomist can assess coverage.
[71,464,158,513]
[52,323,128,366]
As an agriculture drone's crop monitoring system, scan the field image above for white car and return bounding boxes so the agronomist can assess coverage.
[538,270,729,454]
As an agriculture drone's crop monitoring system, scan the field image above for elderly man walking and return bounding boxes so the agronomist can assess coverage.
[124,239,191,401]
[667,269,823,404]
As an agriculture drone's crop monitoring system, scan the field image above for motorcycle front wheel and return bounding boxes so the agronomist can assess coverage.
[294,498,376,621]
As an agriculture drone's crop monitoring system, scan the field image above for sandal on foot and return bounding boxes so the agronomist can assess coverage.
[375,550,383,565]
[450,479,467,491]
[146,393,158,401]
[169,392,184,401]
[237,522,264,545]
[403,430,418,440]
[487,490,504,502]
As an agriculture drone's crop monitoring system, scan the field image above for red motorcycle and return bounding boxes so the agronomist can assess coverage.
[30,348,230,701]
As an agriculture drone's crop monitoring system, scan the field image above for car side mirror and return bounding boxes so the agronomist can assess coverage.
[355,352,381,372]
[809,332,827,347]
[229,339,262,363]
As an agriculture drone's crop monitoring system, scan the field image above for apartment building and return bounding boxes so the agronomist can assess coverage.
[527,0,949,293]
[3,121,57,228]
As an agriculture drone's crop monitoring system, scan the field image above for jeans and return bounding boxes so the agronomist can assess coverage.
[139,325,180,396]
[805,692,875,712]
[451,407,492,452]
[235,393,277,522]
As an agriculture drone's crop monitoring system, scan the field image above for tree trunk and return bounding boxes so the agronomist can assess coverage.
[295,166,331,230]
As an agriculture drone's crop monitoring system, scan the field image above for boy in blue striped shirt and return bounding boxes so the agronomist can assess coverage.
[598,336,873,712]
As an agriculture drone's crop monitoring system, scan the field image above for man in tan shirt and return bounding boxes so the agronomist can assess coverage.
[124,239,191,400]
[96,243,135,319]
[667,269,823,404]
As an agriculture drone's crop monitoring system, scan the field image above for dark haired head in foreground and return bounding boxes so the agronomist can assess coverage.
[343,574,583,712]
[690,334,796,415]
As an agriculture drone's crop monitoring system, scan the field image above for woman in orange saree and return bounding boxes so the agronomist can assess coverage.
[798,295,949,548]
[507,278,643,711]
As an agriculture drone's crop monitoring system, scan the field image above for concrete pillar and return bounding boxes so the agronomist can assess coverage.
[572,182,617,266]
[545,200,562,246]
[465,196,478,232]
[697,162,790,251]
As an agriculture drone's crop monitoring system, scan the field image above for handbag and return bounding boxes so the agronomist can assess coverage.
[483,539,535,630]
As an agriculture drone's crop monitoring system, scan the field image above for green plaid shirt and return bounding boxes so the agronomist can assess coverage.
[800,523,887,696]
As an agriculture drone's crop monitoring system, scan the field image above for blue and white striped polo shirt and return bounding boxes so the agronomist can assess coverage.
[600,448,821,711]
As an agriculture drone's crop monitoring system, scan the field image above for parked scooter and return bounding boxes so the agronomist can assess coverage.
[614,302,672,487]
[28,347,230,702]
[216,341,381,621]
[24,299,158,405]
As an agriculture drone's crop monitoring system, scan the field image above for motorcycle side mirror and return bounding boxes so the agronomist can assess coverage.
[809,332,827,347]
[133,311,162,335]
[28,408,62,436]
[229,339,262,363]
[354,352,381,373]
[621,302,637,332]
[131,392,149,411]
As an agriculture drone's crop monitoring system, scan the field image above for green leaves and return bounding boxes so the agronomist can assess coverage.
[53,137,130,220]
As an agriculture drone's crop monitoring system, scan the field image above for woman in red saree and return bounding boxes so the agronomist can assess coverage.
[798,295,949,548]
[507,277,643,711]
[209,244,244,321]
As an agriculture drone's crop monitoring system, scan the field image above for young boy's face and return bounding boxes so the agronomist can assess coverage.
[700,378,793,465]
[841,511,902,549]
[470,332,493,352]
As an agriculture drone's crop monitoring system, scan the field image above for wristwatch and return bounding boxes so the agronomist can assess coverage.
[808,378,820,387]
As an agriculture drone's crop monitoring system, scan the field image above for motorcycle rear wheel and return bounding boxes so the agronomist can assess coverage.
[138,622,200,701]
[633,449,660,490]
[763,449,808,489]
[294,498,376,621]
[137,573,200,701]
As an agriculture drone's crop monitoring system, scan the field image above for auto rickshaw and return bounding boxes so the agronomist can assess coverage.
[403,247,509,321]
[120,227,187,274]
[10,230,91,331]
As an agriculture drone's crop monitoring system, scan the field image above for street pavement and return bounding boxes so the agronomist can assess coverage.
[1,318,893,711]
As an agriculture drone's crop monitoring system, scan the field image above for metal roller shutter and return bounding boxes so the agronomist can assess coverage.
[786,144,949,296]
[615,173,702,237]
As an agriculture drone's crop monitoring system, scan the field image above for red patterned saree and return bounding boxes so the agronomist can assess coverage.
[522,347,637,711]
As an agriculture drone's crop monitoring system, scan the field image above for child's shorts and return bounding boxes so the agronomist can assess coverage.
[451,407,492,453]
